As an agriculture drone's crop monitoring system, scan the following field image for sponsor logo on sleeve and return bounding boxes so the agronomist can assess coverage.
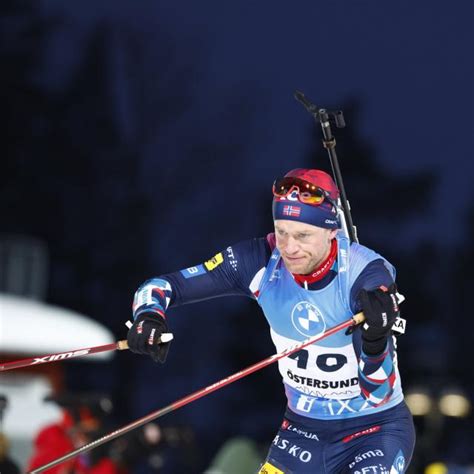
[180,264,206,279]
[204,252,224,271]
[226,246,238,271]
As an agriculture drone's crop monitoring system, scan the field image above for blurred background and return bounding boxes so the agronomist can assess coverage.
[0,0,473,473]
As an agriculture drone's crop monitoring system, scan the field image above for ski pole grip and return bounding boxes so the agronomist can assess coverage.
[117,333,173,352]
[352,312,365,325]
[117,340,129,350]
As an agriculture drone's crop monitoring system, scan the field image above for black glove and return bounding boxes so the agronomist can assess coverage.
[127,313,171,363]
[358,283,400,355]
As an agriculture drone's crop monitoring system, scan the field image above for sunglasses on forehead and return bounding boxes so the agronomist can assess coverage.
[272,177,336,207]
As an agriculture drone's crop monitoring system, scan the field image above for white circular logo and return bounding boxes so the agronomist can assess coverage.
[394,455,406,473]
[291,301,326,337]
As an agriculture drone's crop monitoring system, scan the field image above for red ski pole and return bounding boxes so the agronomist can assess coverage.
[0,332,174,372]
[0,341,130,371]
[29,312,365,473]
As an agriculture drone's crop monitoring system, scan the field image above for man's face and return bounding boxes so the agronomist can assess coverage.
[274,220,337,275]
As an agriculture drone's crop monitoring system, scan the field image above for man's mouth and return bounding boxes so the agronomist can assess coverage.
[284,255,305,262]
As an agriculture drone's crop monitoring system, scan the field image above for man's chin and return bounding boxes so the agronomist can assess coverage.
[282,258,309,274]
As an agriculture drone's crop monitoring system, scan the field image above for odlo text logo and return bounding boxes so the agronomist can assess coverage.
[272,435,311,463]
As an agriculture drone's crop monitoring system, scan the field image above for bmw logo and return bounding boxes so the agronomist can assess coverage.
[394,455,405,473]
[291,301,326,337]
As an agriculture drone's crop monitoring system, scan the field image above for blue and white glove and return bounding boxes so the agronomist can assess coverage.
[127,279,173,363]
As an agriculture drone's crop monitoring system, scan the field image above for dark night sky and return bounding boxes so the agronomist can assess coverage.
[36,0,474,246]
[2,1,473,472]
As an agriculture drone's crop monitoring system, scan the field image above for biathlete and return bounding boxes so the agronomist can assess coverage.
[127,168,415,473]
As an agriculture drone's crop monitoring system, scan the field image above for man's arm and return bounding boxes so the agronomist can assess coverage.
[350,259,400,407]
[127,238,271,361]
[137,237,271,311]
[357,339,397,407]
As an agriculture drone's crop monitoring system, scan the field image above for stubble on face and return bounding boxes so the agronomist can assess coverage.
[274,220,336,275]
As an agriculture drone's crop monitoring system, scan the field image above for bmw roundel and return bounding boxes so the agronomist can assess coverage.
[291,301,326,337]
[392,453,406,473]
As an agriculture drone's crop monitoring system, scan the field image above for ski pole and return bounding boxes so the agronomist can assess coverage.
[0,341,129,372]
[0,334,174,372]
[29,312,365,473]
[294,91,358,243]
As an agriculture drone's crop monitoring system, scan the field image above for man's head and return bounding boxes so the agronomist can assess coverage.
[272,168,340,274]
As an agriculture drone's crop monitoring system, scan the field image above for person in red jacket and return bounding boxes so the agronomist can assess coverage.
[27,407,121,474]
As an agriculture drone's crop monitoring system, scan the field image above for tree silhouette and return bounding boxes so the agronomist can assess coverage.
[301,98,436,244]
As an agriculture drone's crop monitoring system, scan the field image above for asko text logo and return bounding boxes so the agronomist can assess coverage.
[272,435,312,463]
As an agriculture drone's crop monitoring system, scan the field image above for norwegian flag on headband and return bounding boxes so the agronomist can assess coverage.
[283,205,301,217]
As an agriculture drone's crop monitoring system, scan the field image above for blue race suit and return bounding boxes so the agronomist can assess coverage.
[132,231,415,473]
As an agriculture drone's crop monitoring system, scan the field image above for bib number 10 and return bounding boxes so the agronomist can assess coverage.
[288,349,348,372]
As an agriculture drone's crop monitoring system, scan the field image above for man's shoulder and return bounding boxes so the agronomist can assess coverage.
[348,241,385,263]
[347,242,395,287]
[226,236,273,297]
[231,235,273,261]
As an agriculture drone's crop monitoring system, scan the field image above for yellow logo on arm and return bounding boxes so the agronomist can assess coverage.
[258,461,285,474]
[204,252,224,271]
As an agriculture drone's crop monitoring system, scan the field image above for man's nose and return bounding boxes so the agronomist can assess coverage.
[284,237,299,254]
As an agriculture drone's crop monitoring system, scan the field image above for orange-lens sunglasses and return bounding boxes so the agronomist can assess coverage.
[272,177,335,206]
